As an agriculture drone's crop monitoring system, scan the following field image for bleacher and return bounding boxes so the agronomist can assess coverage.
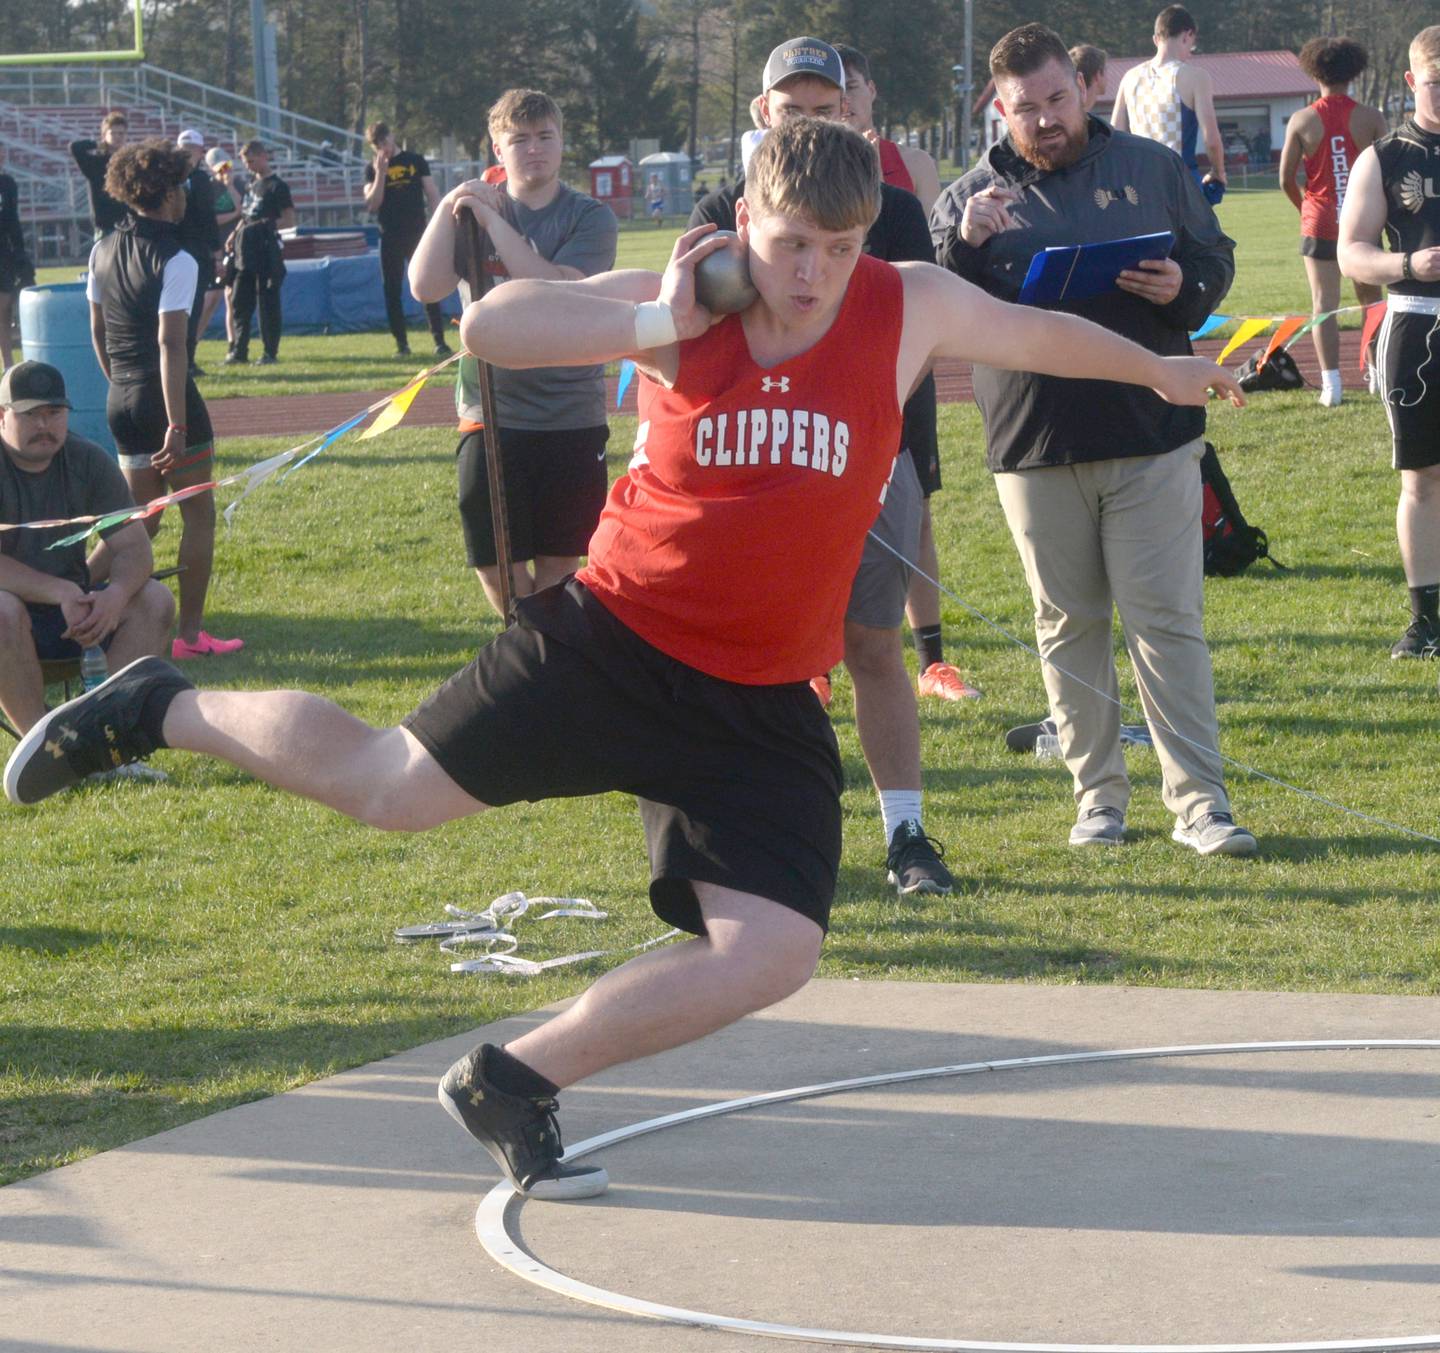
[0,62,483,264]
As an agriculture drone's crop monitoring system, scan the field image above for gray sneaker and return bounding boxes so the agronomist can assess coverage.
[1172,811,1258,857]
[1069,805,1126,847]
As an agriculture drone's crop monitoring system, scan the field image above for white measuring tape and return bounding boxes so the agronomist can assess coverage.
[394,891,680,978]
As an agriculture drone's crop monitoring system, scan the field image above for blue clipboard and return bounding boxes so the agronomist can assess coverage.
[1018,231,1175,305]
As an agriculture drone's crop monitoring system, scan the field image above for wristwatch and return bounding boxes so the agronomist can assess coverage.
[1402,252,1415,281]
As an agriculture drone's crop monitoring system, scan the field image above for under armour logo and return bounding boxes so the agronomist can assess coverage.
[761,376,789,393]
[45,726,78,760]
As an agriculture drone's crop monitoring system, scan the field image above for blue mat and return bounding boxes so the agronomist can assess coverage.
[210,251,462,337]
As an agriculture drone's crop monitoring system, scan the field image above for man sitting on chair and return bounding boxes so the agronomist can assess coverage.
[0,361,173,734]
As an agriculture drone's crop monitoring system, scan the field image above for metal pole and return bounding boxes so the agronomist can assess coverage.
[249,0,279,137]
[961,0,974,173]
[461,213,517,628]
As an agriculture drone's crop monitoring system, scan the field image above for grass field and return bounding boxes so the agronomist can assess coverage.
[5,192,1435,1189]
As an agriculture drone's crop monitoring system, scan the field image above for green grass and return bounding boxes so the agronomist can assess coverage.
[5,193,1434,1189]
[4,388,1438,1187]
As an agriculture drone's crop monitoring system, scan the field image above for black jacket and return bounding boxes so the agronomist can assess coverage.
[932,118,1234,472]
[69,139,129,233]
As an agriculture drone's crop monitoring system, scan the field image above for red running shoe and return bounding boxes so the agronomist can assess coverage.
[918,661,982,701]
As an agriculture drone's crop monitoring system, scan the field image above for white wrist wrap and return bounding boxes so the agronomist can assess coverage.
[633,300,678,351]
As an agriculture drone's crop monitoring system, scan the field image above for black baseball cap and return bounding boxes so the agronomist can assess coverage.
[0,361,72,412]
[762,37,845,94]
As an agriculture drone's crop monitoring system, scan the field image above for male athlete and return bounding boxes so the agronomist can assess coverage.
[692,37,959,895]
[1280,37,1387,408]
[1338,24,1440,660]
[834,42,978,706]
[88,141,242,659]
[1112,5,1226,200]
[7,118,1240,1202]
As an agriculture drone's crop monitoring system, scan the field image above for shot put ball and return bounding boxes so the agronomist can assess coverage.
[694,231,759,314]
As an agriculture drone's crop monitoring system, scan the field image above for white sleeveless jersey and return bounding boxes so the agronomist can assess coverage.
[1127,60,1185,156]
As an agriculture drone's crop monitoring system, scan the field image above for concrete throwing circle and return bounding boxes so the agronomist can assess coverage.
[475,1039,1440,1352]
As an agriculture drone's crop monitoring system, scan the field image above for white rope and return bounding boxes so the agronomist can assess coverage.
[867,531,1440,847]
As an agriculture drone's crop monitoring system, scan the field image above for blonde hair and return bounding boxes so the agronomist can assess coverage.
[1411,25,1440,74]
[746,117,879,233]
[487,88,563,144]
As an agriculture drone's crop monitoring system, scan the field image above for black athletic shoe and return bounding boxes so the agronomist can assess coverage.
[223,351,246,365]
[885,821,954,895]
[1005,717,1152,752]
[395,345,412,358]
[3,657,192,806]
[438,1044,608,1200]
[433,341,453,357]
[253,354,278,366]
[1005,717,1056,753]
[188,363,207,378]
[1391,617,1440,659]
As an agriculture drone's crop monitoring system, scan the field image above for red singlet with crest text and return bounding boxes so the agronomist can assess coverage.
[579,252,905,685]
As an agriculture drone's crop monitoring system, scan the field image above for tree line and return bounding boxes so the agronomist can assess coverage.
[0,0,1421,171]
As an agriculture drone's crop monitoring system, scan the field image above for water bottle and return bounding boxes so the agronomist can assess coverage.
[80,645,109,691]
[1034,732,1064,759]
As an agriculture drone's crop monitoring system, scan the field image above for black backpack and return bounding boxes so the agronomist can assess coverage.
[1234,346,1306,392]
[1200,443,1284,577]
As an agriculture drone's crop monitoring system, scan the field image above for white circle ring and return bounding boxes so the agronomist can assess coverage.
[475,1039,1440,1352]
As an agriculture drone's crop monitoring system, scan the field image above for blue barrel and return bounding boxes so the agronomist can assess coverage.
[19,282,116,457]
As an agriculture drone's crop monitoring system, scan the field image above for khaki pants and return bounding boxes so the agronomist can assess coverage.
[994,439,1229,826]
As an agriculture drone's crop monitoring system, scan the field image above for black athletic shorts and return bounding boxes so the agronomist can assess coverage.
[1376,305,1440,471]
[904,373,941,497]
[107,374,215,483]
[402,578,843,936]
[457,425,609,568]
[1299,236,1338,262]
[25,593,114,662]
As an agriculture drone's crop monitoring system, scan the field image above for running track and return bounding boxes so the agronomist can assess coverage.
[207,329,1369,440]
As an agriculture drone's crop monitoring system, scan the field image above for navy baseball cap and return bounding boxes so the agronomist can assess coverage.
[0,361,72,412]
[762,37,845,93]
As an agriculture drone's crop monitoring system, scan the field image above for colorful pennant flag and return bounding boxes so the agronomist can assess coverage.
[11,351,465,544]
[282,410,377,480]
[1216,316,1273,364]
[358,371,428,440]
[1258,315,1309,367]
[1189,313,1232,341]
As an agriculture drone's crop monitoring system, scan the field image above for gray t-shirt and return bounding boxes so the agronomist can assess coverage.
[453,183,618,430]
[0,433,134,589]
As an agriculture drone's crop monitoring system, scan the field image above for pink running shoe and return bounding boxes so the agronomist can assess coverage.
[172,631,245,659]
[918,661,983,701]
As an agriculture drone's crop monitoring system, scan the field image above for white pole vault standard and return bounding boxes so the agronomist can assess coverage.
[476,1039,1440,1353]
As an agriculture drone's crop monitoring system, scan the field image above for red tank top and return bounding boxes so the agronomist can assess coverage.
[578,254,905,685]
[1301,94,1358,240]
[876,138,915,194]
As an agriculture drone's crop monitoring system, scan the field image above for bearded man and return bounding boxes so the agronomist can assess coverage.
[931,23,1254,857]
